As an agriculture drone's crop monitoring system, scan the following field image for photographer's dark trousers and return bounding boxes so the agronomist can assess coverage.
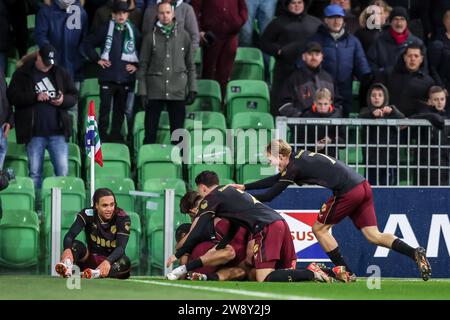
[144,100,186,145]
[70,240,131,279]
[202,34,238,99]
[99,81,131,143]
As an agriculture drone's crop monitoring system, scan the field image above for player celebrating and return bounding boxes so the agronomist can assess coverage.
[167,171,342,283]
[55,188,131,279]
[231,139,431,281]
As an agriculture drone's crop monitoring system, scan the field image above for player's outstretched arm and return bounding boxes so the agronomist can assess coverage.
[244,173,282,191]
[250,180,292,203]
[62,214,85,261]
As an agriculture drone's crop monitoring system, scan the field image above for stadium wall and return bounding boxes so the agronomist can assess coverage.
[260,187,450,278]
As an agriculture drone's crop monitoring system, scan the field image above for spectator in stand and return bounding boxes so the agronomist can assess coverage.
[83,0,141,143]
[428,10,450,116]
[359,83,405,185]
[310,4,371,117]
[141,0,199,51]
[278,41,342,117]
[367,6,425,74]
[92,0,143,31]
[7,44,78,189]
[375,42,434,117]
[260,0,321,116]
[137,1,197,145]
[427,1,450,40]
[299,88,344,158]
[410,86,449,186]
[35,0,88,121]
[239,0,277,47]
[0,0,10,75]
[191,0,247,99]
[329,0,359,34]
[355,0,392,53]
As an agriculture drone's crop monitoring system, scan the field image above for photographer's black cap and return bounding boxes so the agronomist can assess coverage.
[39,43,57,67]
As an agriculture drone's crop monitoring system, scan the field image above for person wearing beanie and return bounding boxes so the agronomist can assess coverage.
[367,5,425,73]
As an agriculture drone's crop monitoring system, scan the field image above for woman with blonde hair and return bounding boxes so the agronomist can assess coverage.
[354,0,391,53]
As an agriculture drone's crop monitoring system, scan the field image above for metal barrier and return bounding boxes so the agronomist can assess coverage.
[275,117,450,186]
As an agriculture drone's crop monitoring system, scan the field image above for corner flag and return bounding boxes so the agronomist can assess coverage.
[85,100,103,167]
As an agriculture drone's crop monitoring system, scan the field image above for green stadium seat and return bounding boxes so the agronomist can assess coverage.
[269,56,275,86]
[220,178,236,185]
[186,79,222,112]
[231,47,265,81]
[137,144,182,187]
[133,111,171,158]
[5,76,11,86]
[188,143,234,188]
[95,177,136,212]
[0,210,40,269]
[225,80,270,124]
[235,150,276,184]
[4,142,29,177]
[125,211,141,268]
[87,143,131,179]
[0,177,35,211]
[43,143,81,179]
[80,78,100,98]
[27,14,35,30]
[231,111,274,131]
[148,228,164,273]
[184,111,227,147]
[6,58,17,78]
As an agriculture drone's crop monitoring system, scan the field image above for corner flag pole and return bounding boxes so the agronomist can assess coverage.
[90,145,95,206]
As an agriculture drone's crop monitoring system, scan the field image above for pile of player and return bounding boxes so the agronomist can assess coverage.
[166,139,432,283]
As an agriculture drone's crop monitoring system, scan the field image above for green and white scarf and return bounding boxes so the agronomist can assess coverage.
[101,20,139,63]
[156,21,175,38]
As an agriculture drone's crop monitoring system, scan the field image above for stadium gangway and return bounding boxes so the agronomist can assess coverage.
[275,117,450,186]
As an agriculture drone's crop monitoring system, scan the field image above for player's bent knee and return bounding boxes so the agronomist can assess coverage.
[108,255,131,279]
[71,240,89,262]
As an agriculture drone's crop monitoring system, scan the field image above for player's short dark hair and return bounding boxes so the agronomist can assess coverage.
[175,223,192,243]
[180,191,202,214]
[93,188,116,206]
[195,171,219,187]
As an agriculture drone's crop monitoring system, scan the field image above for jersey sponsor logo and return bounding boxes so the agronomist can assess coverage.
[124,222,131,232]
[85,209,94,216]
[90,234,116,248]
[279,210,331,262]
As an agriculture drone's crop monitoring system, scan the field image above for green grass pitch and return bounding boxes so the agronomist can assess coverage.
[1,276,450,300]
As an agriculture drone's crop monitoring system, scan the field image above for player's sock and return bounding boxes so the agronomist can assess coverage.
[264,269,315,282]
[205,273,219,281]
[185,259,203,272]
[391,238,416,259]
[326,247,353,274]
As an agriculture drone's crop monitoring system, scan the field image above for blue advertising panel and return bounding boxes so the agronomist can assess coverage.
[260,187,450,278]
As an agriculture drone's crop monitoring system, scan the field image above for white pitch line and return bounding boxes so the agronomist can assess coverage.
[128,279,322,300]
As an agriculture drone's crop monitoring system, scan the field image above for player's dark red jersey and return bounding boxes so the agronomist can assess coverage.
[245,149,365,202]
[198,185,284,234]
[63,207,131,262]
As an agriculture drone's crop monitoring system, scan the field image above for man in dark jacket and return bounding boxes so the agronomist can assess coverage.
[367,6,425,73]
[191,0,248,98]
[7,44,79,189]
[0,0,11,75]
[278,41,342,117]
[261,0,321,116]
[83,0,141,142]
[375,42,434,117]
[310,4,371,117]
[0,71,13,169]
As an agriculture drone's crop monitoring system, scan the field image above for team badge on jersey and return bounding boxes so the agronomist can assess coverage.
[200,201,208,210]
[111,225,117,234]
[124,222,131,232]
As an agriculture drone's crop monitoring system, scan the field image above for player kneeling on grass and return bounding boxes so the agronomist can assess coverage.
[230,139,432,281]
[167,191,249,281]
[55,188,131,279]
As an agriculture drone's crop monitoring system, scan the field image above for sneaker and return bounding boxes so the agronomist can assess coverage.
[166,265,187,281]
[331,266,351,283]
[82,268,101,279]
[187,272,208,281]
[414,247,431,281]
[55,259,73,278]
[307,262,334,283]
